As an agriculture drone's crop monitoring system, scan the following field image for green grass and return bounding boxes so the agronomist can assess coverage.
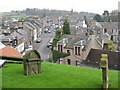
[0,68,2,89]
[1,62,119,88]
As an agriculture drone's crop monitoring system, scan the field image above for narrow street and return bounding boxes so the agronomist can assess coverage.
[33,26,55,60]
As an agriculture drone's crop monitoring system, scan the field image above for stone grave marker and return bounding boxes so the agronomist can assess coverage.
[100,54,109,89]
[23,50,41,76]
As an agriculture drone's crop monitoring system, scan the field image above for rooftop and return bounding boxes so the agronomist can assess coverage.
[0,46,22,57]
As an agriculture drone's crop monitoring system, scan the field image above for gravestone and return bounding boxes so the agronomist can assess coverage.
[23,50,41,76]
[100,54,109,90]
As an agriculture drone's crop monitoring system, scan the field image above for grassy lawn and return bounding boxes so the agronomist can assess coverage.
[0,68,2,89]
[1,62,119,88]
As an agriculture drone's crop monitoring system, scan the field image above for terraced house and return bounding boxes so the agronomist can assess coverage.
[55,34,102,65]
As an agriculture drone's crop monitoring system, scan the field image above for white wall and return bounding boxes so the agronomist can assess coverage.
[34,29,37,41]
[0,42,6,67]
[15,42,24,53]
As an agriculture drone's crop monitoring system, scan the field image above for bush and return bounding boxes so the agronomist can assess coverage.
[108,40,115,51]
[52,50,70,62]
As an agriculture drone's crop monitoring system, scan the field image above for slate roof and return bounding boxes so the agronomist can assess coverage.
[99,22,118,30]
[0,42,6,49]
[17,29,29,41]
[34,20,42,27]
[11,31,24,39]
[23,22,34,30]
[58,34,89,49]
[89,22,102,30]
[2,29,11,34]
[1,35,13,42]
[82,49,120,70]
[77,20,83,27]
[28,22,37,29]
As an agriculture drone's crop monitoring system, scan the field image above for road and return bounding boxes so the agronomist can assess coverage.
[33,26,55,60]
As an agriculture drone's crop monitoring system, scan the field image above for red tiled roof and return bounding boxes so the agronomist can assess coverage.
[0,46,22,57]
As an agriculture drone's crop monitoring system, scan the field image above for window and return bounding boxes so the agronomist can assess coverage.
[78,47,80,55]
[75,47,77,55]
[75,46,80,55]
[67,50,70,54]
[58,45,60,52]
[61,45,63,52]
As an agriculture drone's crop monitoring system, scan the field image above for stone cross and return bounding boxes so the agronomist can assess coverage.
[100,54,109,89]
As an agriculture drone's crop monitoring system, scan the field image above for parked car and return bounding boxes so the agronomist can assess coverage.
[48,30,51,33]
[47,43,52,48]
[44,29,48,33]
[49,38,53,44]
[36,38,42,43]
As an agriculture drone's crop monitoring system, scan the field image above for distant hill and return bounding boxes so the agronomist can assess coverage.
[2,8,96,19]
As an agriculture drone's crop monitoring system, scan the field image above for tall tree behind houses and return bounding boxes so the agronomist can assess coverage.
[63,19,70,34]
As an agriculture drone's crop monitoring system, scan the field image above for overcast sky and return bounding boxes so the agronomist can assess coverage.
[0,0,119,14]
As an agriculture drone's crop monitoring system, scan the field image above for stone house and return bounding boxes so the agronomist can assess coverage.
[99,22,118,43]
[56,34,90,65]
[23,22,37,44]
[10,31,25,53]
[1,29,25,53]
[29,20,42,37]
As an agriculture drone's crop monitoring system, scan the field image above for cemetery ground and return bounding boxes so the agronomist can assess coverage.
[1,62,119,88]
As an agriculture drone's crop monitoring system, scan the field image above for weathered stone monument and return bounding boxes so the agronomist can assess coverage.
[23,50,41,76]
[100,54,109,90]
[0,50,41,76]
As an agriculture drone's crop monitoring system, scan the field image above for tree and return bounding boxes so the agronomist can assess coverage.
[103,10,109,16]
[102,10,110,22]
[52,50,70,62]
[84,16,88,25]
[93,14,101,22]
[63,19,70,34]
[52,29,63,47]
[108,40,115,51]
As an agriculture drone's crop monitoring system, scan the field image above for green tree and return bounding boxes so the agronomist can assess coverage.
[103,10,109,16]
[52,50,70,62]
[52,29,63,47]
[93,14,101,22]
[108,40,115,51]
[102,10,110,22]
[63,19,70,34]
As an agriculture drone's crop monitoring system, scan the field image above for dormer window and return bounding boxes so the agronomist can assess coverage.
[104,29,107,33]
[75,46,80,56]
